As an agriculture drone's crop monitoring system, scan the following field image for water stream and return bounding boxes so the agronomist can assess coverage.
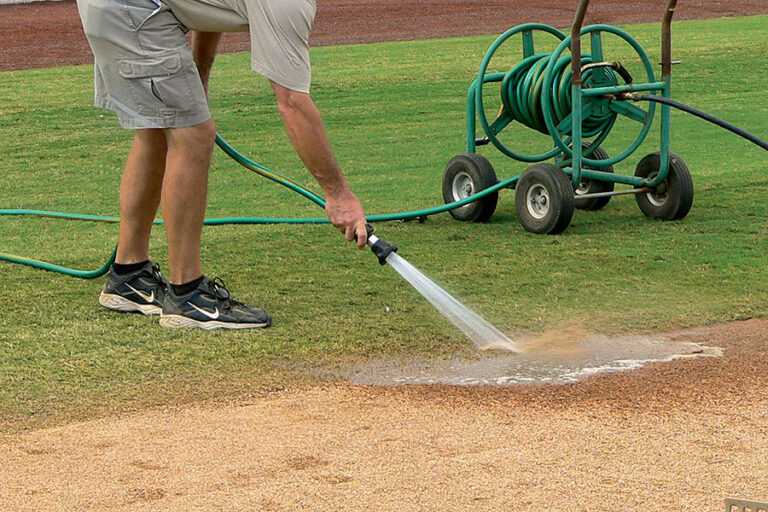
[367,252,721,386]
[384,251,518,352]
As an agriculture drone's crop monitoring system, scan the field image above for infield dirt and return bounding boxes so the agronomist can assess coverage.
[3,0,768,71]
[2,320,768,510]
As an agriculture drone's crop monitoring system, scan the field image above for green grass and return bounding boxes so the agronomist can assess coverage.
[1,15,767,432]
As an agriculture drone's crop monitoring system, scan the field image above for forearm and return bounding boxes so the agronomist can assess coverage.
[270,83,367,245]
[189,31,222,94]
[272,87,349,197]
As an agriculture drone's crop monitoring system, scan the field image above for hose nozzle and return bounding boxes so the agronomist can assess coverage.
[362,223,398,265]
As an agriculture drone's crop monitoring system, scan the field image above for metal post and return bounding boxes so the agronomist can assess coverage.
[657,0,678,186]
[570,0,589,86]
[661,0,678,78]
[467,80,478,152]
[570,0,589,188]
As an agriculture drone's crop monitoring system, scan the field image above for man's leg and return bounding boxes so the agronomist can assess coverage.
[158,117,272,329]
[115,129,167,264]
[161,117,217,285]
[99,129,168,315]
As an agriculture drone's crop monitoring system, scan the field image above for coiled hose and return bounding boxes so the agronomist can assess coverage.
[502,53,619,137]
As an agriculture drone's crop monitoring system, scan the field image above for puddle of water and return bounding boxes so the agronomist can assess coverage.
[343,328,722,386]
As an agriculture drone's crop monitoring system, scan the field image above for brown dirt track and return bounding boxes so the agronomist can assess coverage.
[3,0,768,71]
[3,1,768,511]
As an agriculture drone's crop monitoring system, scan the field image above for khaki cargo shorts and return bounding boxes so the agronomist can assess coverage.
[76,0,316,130]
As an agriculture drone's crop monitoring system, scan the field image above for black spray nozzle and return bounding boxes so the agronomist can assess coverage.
[360,223,398,265]
[371,237,398,265]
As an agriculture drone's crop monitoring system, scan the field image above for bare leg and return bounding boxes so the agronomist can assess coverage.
[161,118,217,284]
[189,31,221,95]
[116,129,167,264]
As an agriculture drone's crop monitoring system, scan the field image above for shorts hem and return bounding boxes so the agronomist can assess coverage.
[250,61,310,94]
[96,99,212,129]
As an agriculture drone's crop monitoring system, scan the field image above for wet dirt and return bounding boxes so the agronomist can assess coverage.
[341,326,723,385]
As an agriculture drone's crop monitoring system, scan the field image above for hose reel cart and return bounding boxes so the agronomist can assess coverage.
[443,0,693,234]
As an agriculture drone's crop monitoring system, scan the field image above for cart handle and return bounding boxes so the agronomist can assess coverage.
[571,0,679,84]
[662,0,678,77]
[570,0,589,86]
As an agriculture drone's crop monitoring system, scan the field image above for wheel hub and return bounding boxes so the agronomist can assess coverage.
[452,171,475,200]
[645,172,669,207]
[576,180,591,195]
[526,183,550,219]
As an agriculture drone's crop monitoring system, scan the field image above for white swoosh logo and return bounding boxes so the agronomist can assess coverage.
[126,284,155,304]
[188,302,220,320]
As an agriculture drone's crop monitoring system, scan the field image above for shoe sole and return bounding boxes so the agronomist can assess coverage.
[159,314,271,330]
[99,293,162,316]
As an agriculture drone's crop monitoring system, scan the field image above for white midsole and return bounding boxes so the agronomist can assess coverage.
[99,293,161,316]
[159,314,269,330]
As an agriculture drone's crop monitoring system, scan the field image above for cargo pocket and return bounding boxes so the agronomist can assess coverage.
[117,52,196,115]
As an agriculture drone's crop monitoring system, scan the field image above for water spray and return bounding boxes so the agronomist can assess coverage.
[363,224,518,352]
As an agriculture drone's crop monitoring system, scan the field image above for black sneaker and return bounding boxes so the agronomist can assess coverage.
[159,276,272,330]
[99,262,168,315]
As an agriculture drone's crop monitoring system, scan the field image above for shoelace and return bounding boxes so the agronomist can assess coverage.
[150,263,169,292]
[209,276,247,311]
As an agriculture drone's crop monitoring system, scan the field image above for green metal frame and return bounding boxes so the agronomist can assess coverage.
[465,0,678,192]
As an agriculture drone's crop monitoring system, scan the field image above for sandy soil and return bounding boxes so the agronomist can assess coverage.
[2,1,768,510]
[2,319,768,511]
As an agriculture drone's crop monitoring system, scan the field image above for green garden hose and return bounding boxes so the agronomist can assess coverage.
[502,53,618,137]
[0,133,515,278]
[4,84,766,279]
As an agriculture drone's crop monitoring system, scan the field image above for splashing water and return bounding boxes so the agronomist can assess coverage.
[384,252,518,352]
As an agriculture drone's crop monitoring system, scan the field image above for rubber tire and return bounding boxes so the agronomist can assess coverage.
[574,144,615,211]
[442,153,499,222]
[514,163,575,234]
[634,152,694,220]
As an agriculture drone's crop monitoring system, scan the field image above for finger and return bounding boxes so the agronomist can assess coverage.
[345,226,356,242]
[355,222,368,249]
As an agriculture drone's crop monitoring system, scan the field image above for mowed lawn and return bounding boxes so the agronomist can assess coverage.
[0,15,767,431]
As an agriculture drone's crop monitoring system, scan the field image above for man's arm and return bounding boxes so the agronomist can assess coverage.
[189,31,222,95]
[186,34,368,248]
[271,82,368,248]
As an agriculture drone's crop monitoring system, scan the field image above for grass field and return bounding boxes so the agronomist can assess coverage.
[1,15,767,432]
